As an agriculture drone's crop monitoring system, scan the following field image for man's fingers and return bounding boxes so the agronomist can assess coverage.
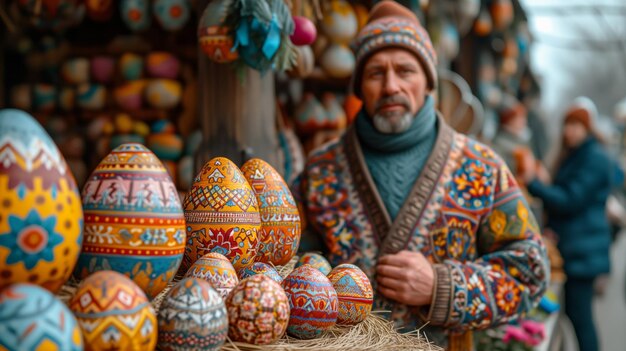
[376,264,407,279]
[378,285,400,301]
[376,275,403,290]
[378,254,408,267]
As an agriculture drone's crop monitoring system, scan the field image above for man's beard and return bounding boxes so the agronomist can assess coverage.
[372,95,413,134]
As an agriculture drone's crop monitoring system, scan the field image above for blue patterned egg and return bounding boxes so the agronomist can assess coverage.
[158,278,228,351]
[0,109,83,293]
[327,264,373,325]
[154,0,190,31]
[0,283,83,350]
[77,83,107,110]
[121,0,151,31]
[237,262,283,283]
[295,252,332,275]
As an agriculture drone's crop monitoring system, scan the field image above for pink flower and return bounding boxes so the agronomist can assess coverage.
[503,325,532,344]
[521,320,546,339]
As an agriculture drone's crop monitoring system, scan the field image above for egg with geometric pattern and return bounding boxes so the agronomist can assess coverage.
[226,275,290,344]
[327,264,373,325]
[184,252,239,300]
[0,109,83,293]
[0,283,83,351]
[295,252,332,275]
[241,158,301,266]
[182,157,260,271]
[158,277,228,351]
[69,270,157,351]
[237,261,283,283]
[75,143,186,299]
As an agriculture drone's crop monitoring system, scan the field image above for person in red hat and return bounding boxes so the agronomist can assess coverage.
[491,96,534,175]
[293,2,548,349]
[522,97,614,351]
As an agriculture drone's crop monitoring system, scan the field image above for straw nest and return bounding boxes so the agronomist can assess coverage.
[58,257,441,351]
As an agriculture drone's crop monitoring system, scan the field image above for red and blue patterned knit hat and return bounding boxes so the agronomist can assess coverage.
[351,0,437,97]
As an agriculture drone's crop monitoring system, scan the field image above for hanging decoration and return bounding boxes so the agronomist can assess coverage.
[154,0,190,31]
[290,16,317,46]
[120,0,151,31]
[198,0,239,63]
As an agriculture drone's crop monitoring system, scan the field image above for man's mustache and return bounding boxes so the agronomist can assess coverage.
[375,95,411,112]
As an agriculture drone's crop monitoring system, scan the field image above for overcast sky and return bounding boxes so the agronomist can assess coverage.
[520,0,626,137]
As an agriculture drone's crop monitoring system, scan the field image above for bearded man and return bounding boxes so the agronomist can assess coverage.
[293,1,549,349]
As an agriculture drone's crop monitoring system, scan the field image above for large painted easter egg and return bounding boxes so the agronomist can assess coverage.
[69,270,157,351]
[184,252,239,300]
[281,265,338,339]
[76,143,186,299]
[158,277,228,351]
[321,0,358,44]
[237,261,283,284]
[121,0,151,32]
[0,283,83,351]
[154,0,190,31]
[226,275,290,344]
[241,158,301,266]
[182,157,260,271]
[0,109,83,293]
[146,52,180,79]
[327,264,373,325]
[145,79,182,109]
[295,252,332,275]
[198,0,238,63]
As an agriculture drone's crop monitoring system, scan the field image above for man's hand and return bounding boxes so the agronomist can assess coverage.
[375,250,434,306]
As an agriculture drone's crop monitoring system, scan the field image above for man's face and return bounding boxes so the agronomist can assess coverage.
[361,48,429,134]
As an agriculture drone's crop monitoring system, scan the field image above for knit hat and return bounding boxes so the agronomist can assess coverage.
[564,96,597,131]
[498,96,527,126]
[351,0,437,98]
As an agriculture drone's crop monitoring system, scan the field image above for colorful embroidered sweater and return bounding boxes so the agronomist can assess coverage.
[293,118,550,347]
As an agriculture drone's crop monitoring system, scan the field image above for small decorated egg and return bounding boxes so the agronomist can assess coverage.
[0,109,83,293]
[120,53,144,81]
[158,278,228,351]
[61,57,90,84]
[241,158,301,265]
[121,0,151,31]
[321,0,358,44]
[198,0,238,63]
[184,252,239,300]
[322,93,347,130]
[154,0,190,31]
[227,275,290,344]
[114,113,135,134]
[59,87,76,111]
[76,143,186,299]
[290,16,317,46]
[146,79,182,109]
[327,264,373,325]
[178,156,194,191]
[146,52,180,79]
[282,265,338,339]
[147,133,184,161]
[182,157,260,271]
[114,80,147,110]
[33,83,57,112]
[86,0,114,22]
[77,83,107,110]
[320,44,355,79]
[69,271,157,350]
[0,284,83,351]
[152,119,176,134]
[133,120,151,137]
[91,56,115,83]
[10,84,31,110]
[237,262,283,283]
[110,134,145,149]
[295,252,332,275]
[295,93,326,135]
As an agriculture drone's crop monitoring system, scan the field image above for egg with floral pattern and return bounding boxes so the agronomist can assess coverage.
[0,109,83,293]
[295,252,332,275]
[237,262,283,283]
[327,264,373,325]
[69,270,157,350]
[75,143,186,299]
[282,264,338,339]
[184,252,239,300]
[226,275,290,344]
[241,158,301,266]
[182,157,260,271]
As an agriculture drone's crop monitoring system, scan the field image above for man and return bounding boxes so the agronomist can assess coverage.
[293,1,549,349]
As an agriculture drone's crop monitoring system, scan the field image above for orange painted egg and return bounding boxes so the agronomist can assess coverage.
[146,52,180,79]
[184,252,239,300]
[327,264,373,325]
[76,143,186,299]
[241,158,301,266]
[198,0,238,63]
[321,0,358,44]
[69,270,157,351]
[227,275,290,344]
[145,79,182,109]
[0,109,83,293]
[183,157,260,271]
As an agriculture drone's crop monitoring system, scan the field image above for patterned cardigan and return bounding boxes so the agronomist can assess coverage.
[293,118,550,347]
